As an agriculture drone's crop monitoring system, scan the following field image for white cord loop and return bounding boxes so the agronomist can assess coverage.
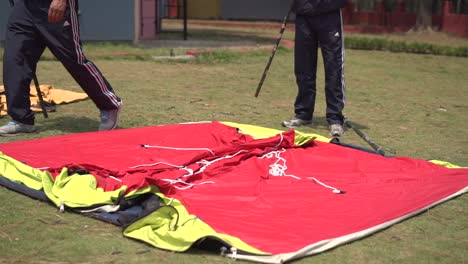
[260,149,344,194]
[194,150,248,175]
[260,149,301,180]
[131,138,344,194]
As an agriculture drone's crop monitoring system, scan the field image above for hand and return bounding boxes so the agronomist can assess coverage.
[48,0,67,23]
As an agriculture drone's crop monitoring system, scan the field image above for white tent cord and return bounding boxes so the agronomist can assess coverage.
[130,161,195,178]
[260,148,286,159]
[272,133,284,148]
[35,166,50,170]
[108,175,122,182]
[161,178,214,190]
[307,177,344,194]
[260,149,344,194]
[193,149,248,176]
[260,149,301,180]
[129,161,184,169]
[130,150,251,190]
[141,144,215,156]
[161,149,253,190]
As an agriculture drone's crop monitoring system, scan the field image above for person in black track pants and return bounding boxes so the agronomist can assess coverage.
[282,0,347,137]
[1,0,122,136]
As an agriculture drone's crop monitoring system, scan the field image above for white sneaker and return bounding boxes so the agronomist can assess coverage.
[0,121,36,136]
[281,118,312,128]
[329,123,344,137]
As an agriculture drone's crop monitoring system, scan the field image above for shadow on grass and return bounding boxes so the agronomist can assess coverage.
[312,116,370,130]
[37,115,99,134]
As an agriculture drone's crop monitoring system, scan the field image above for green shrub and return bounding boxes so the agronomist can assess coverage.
[344,36,468,57]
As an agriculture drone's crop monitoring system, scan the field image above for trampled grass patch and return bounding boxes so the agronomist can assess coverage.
[0,25,467,264]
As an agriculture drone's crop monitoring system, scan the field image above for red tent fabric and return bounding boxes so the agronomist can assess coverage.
[1,121,467,257]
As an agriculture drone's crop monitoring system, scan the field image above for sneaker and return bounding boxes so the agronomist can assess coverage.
[329,123,344,137]
[281,118,312,129]
[0,121,36,136]
[99,101,122,131]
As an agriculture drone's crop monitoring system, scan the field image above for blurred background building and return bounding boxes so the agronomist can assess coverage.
[0,0,467,43]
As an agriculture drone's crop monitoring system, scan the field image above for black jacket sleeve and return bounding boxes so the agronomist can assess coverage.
[294,0,347,16]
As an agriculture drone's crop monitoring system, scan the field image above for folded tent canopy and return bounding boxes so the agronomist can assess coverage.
[0,121,467,263]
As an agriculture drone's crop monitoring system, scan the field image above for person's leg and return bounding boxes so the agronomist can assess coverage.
[32,0,121,130]
[293,15,318,122]
[317,10,346,127]
[1,0,45,135]
[282,15,318,129]
[35,0,120,112]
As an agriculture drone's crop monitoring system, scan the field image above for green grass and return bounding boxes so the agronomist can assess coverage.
[0,24,467,264]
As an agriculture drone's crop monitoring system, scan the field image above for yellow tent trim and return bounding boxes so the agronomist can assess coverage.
[221,121,331,144]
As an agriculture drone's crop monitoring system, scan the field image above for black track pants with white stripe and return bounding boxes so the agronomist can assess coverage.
[3,0,120,125]
[293,10,346,125]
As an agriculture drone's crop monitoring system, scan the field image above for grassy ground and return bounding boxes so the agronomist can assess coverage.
[0,21,467,263]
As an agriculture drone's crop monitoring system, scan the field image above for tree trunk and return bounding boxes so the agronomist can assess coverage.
[414,0,433,30]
